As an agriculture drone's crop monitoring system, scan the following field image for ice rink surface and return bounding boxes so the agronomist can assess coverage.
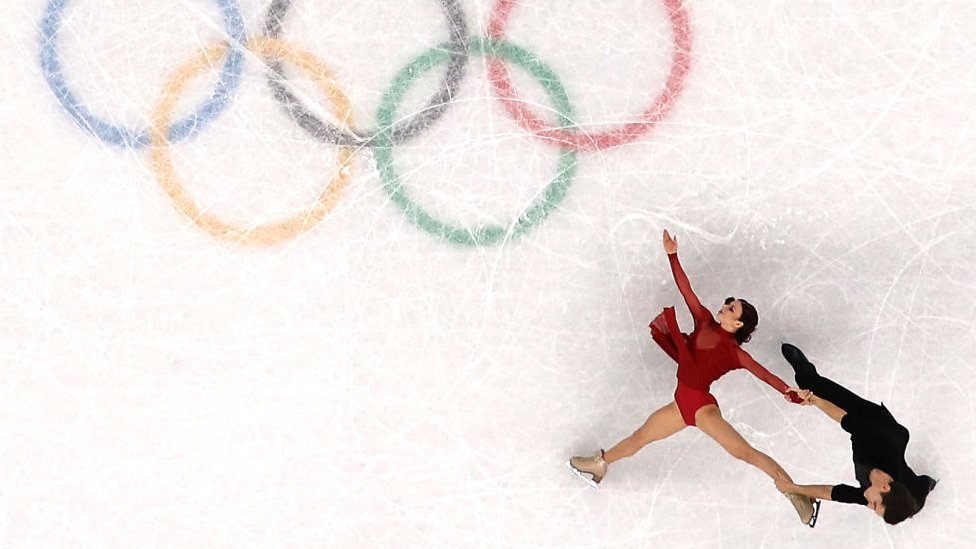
[2,0,975,546]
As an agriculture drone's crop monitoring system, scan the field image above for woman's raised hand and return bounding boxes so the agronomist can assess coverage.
[663,229,678,255]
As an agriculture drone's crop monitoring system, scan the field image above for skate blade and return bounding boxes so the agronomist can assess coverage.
[807,499,821,528]
[565,460,600,489]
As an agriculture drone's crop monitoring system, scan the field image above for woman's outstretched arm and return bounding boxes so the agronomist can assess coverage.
[736,347,804,403]
[662,230,711,325]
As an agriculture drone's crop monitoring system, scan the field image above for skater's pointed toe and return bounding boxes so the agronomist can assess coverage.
[781,343,811,366]
[568,450,608,487]
[780,342,801,357]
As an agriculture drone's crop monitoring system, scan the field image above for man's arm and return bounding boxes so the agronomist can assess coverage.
[777,480,868,505]
[780,483,834,501]
[806,393,847,424]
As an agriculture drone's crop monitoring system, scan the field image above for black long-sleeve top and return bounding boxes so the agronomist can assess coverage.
[830,404,932,506]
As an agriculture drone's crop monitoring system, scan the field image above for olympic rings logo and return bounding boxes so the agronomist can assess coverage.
[39,0,692,247]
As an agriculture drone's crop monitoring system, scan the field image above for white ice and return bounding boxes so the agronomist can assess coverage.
[1,0,975,547]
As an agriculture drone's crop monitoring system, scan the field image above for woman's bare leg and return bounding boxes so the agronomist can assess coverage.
[694,405,792,483]
[603,401,687,464]
[694,405,819,524]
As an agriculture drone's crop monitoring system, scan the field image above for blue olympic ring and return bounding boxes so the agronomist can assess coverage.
[39,0,246,148]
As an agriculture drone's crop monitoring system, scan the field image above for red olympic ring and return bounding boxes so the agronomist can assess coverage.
[487,0,692,152]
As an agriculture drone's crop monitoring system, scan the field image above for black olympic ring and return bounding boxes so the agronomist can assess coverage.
[262,0,469,147]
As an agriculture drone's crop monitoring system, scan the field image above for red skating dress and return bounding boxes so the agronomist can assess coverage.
[650,253,797,426]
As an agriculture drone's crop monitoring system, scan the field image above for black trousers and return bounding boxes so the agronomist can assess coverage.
[785,345,936,504]
[787,348,890,421]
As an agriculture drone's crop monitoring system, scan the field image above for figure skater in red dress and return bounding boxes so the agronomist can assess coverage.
[568,230,818,526]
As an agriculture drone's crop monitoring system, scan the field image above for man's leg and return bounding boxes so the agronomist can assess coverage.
[781,344,885,418]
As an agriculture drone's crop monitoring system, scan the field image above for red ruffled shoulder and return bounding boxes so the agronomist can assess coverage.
[649,307,690,364]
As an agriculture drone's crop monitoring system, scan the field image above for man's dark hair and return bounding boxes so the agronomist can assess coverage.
[915,475,938,509]
[881,481,920,525]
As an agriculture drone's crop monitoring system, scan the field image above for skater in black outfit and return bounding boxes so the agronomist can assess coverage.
[775,343,937,525]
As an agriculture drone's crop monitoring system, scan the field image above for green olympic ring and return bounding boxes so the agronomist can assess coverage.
[373,37,579,246]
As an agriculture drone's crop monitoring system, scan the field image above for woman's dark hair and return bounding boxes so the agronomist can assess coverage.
[725,297,759,345]
[881,481,920,525]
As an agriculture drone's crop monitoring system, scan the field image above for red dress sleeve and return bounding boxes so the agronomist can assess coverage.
[735,347,803,403]
[668,253,711,327]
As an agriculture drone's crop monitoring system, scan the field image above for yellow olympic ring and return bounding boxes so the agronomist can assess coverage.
[149,37,355,246]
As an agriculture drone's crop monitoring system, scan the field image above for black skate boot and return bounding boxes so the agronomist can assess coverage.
[781,343,818,377]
